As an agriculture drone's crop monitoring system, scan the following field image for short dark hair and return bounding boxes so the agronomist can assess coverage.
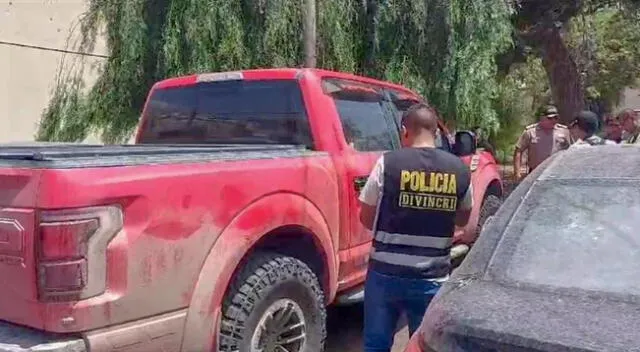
[401,103,439,133]
[571,110,599,136]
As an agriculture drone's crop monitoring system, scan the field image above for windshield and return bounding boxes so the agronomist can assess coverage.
[488,181,640,297]
[137,79,313,147]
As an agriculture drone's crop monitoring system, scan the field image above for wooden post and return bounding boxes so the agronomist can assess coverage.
[303,0,317,68]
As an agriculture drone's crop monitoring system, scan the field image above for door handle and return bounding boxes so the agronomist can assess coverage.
[354,176,368,193]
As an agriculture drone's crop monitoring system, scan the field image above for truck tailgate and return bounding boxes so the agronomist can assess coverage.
[0,168,41,327]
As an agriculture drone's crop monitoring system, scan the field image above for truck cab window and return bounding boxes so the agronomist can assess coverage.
[324,79,399,152]
[388,94,452,153]
[138,80,314,148]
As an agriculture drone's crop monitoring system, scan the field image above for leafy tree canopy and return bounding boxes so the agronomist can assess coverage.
[500,0,640,123]
[569,7,640,109]
[38,0,512,143]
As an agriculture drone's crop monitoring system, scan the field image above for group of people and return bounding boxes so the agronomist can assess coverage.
[514,105,640,180]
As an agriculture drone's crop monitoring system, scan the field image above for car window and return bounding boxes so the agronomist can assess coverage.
[138,79,313,148]
[388,93,452,153]
[487,181,640,297]
[434,128,452,152]
[324,79,400,151]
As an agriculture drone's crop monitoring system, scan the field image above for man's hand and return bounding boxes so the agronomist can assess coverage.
[455,184,474,227]
[514,170,522,182]
[513,149,523,183]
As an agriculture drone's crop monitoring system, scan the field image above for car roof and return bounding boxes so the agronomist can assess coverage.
[539,144,640,181]
[153,68,419,97]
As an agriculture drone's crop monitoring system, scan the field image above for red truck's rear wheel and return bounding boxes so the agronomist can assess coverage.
[218,253,327,352]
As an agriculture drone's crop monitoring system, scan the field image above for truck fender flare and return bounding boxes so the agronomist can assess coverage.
[179,192,337,352]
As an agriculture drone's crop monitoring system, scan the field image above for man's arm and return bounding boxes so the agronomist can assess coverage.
[358,157,384,231]
[513,130,529,181]
[513,148,522,181]
[455,184,474,227]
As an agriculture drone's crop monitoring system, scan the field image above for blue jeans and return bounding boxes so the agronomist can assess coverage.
[363,269,441,352]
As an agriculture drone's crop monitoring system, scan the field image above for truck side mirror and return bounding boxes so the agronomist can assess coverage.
[453,131,477,157]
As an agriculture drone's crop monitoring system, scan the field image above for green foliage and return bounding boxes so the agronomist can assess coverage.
[491,56,548,162]
[576,8,640,107]
[39,0,512,143]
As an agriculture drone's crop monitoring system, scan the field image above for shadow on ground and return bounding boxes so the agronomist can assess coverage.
[325,304,409,352]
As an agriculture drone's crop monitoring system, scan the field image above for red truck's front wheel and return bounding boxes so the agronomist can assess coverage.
[218,253,327,352]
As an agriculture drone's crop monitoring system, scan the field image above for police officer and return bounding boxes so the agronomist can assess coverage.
[513,105,570,181]
[602,114,623,143]
[472,125,496,158]
[618,109,640,144]
[358,103,473,352]
[569,110,616,146]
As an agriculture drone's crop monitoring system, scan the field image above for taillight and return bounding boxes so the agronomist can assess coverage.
[37,206,123,302]
[406,330,436,352]
[405,331,425,352]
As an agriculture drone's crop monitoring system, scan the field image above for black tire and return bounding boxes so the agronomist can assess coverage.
[475,194,503,238]
[218,253,327,352]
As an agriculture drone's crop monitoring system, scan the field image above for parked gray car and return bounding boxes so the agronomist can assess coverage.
[406,144,640,352]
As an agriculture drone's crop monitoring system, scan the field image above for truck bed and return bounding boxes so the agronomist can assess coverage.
[0,143,314,169]
[0,141,340,333]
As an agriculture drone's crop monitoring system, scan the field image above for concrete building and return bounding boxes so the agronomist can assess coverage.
[0,0,106,143]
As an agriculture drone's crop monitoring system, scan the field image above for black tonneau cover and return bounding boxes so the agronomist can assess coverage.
[0,143,315,169]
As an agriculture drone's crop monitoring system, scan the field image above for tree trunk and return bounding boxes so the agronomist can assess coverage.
[364,0,379,77]
[303,0,317,68]
[534,27,584,124]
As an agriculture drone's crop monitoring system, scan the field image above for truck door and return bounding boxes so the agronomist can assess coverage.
[323,79,401,283]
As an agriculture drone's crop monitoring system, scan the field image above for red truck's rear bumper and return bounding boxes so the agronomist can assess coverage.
[0,310,186,352]
[0,320,86,352]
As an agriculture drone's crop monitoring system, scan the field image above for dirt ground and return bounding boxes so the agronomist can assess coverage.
[325,304,409,352]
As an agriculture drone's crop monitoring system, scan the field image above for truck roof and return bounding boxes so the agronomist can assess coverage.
[153,68,418,96]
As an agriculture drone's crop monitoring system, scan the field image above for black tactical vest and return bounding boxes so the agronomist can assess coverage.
[370,147,471,279]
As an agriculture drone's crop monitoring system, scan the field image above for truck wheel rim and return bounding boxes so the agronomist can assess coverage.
[251,298,307,352]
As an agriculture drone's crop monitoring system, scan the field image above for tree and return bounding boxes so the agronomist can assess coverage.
[569,7,640,110]
[504,0,640,124]
[38,0,513,143]
[303,0,317,67]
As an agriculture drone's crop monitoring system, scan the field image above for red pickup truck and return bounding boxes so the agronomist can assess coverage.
[0,69,502,352]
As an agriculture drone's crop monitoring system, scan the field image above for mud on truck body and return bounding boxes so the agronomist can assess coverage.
[0,68,502,352]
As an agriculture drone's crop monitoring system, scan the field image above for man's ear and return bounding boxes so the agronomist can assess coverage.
[401,125,407,138]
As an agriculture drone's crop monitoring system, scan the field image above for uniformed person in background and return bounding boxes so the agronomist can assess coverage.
[602,114,623,144]
[569,110,616,146]
[618,109,640,144]
[358,103,473,352]
[513,105,571,181]
[472,126,496,158]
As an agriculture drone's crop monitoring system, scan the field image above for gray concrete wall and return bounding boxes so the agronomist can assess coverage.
[617,88,640,112]
[0,0,106,143]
